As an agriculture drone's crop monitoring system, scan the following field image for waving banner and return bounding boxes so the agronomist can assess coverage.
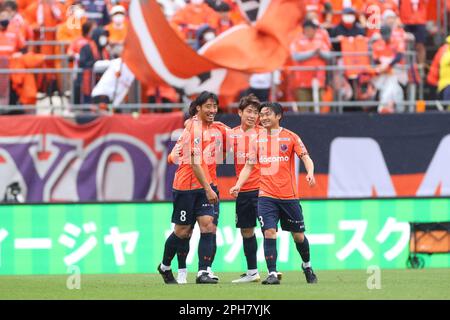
[122,0,303,99]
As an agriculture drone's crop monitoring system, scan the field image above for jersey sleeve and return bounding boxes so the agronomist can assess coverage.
[293,133,309,158]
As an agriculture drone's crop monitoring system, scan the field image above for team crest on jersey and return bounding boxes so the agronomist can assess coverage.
[280,144,288,152]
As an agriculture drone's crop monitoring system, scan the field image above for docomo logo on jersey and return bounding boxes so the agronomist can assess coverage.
[259,155,289,163]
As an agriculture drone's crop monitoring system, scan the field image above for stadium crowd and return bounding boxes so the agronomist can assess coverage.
[0,0,448,114]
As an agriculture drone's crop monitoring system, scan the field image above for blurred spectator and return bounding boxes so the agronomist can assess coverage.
[371,24,405,113]
[80,0,110,26]
[68,21,98,104]
[56,3,87,96]
[0,9,25,57]
[246,72,279,102]
[91,58,135,110]
[362,0,399,36]
[92,27,110,60]
[427,36,450,107]
[0,8,25,108]
[328,0,365,26]
[214,1,234,34]
[304,10,332,47]
[171,0,220,40]
[329,7,365,50]
[157,0,187,19]
[290,20,332,108]
[104,5,128,46]
[304,0,333,28]
[399,0,429,68]
[23,0,67,97]
[194,24,215,50]
[4,0,33,41]
[56,3,87,44]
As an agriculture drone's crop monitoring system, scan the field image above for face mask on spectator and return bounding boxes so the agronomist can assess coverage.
[203,31,215,42]
[0,19,9,29]
[99,35,108,47]
[112,14,125,25]
[191,0,204,5]
[342,14,355,25]
[74,8,85,20]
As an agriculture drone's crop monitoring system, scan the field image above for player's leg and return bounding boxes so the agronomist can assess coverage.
[176,226,193,284]
[194,189,218,284]
[208,184,220,280]
[232,190,260,283]
[279,200,318,284]
[258,197,281,285]
[158,190,194,284]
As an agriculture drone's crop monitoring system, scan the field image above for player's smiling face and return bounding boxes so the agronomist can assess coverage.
[239,105,259,128]
[197,98,218,124]
[259,107,280,130]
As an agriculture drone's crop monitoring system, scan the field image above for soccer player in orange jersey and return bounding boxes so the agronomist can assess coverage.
[230,102,318,285]
[227,94,263,283]
[158,92,222,284]
[167,103,229,284]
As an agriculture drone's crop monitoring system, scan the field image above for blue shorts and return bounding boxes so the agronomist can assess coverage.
[257,196,305,233]
[172,188,215,226]
[236,190,259,228]
[211,185,220,226]
[404,24,427,44]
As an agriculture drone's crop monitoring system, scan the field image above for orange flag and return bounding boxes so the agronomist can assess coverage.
[122,0,303,101]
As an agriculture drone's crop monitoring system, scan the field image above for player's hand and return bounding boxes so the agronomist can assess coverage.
[173,144,182,157]
[306,173,316,187]
[229,185,240,198]
[206,188,218,205]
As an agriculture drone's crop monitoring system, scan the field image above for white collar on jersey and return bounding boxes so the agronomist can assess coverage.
[266,127,283,136]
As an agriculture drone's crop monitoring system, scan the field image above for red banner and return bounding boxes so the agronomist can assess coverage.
[0,113,183,202]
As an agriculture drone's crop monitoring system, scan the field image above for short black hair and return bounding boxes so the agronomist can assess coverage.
[188,91,219,117]
[4,0,18,11]
[303,19,318,29]
[238,93,260,111]
[259,101,283,118]
[82,21,95,37]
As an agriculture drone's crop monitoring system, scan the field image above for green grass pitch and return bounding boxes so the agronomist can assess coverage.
[1,269,450,300]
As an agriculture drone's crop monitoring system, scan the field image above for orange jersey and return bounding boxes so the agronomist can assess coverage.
[0,31,25,57]
[290,32,330,88]
[104,22,128,44]
[251,128,309,200]
[171,119,228,190]
[171,3,220,33]
[229,125,262,192]
[400,0,429,25]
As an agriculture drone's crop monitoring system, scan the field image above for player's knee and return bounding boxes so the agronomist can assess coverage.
[174,225,192,239]
[241,228,255,238]
[263,229,277,239]
[292,232,305,243]
[198,216,215,233]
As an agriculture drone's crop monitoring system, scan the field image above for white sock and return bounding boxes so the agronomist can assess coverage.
[269,271,278,277]
[207,266,213,273]
[302,262,311,268]
[247,269,258,275]
[178,268,187,274]
[160,263,171,272]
